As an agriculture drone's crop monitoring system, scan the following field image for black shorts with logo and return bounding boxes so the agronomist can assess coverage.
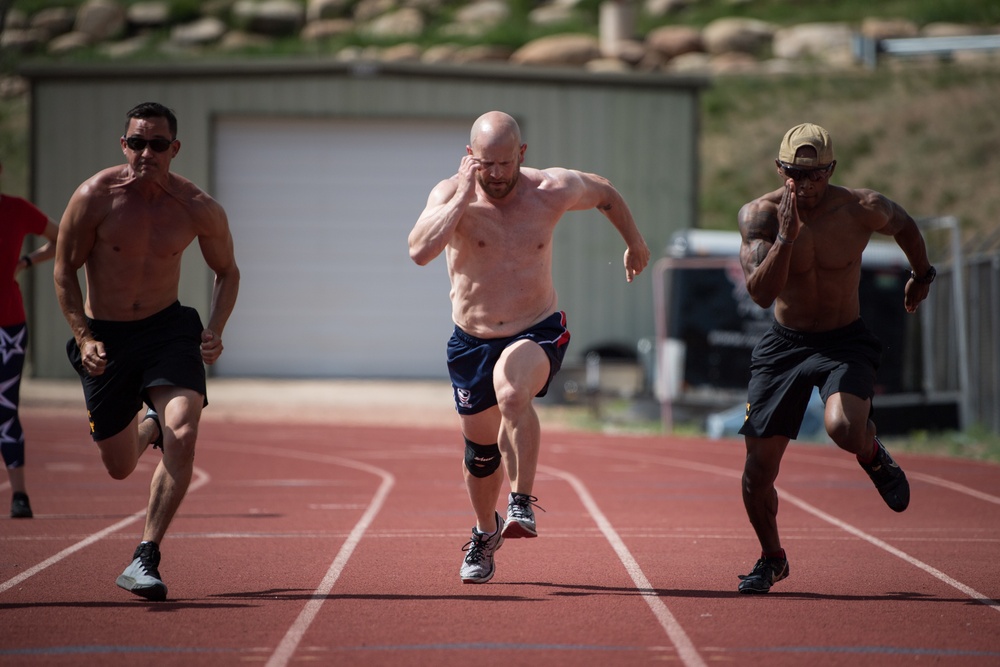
[738,318,882,440]
[66,301,207,441]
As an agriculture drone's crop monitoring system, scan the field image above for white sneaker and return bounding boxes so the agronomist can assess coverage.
[460,512,504,584]
[501,492,542,539]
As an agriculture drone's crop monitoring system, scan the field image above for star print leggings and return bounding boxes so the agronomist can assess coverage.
[0,322,27,469]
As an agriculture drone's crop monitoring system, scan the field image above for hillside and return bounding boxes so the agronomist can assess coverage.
[1,0,999,247]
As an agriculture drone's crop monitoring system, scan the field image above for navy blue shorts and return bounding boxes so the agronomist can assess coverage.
[67,301,208,441]
[447,311,571,415]
[738,318,882,439]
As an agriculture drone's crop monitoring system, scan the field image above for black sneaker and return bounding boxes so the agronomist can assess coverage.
[10,492,33,519]
[738,555,789,594]
[116,542,168,600]
[859,437,910,512]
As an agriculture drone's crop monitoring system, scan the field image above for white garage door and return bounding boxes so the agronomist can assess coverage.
[212,116,467,378]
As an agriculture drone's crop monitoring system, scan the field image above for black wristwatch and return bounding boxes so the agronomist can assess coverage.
[911,266,936,284]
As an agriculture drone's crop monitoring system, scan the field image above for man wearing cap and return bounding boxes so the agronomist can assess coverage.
[734,123,935,594]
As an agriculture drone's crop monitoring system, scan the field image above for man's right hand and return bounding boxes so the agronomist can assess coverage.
[80,338,108,376]
[776,179,801,243]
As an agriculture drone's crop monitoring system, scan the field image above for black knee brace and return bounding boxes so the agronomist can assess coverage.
[464,438,501,478]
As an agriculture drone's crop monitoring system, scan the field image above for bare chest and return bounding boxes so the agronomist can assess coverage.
[97,193,198,258]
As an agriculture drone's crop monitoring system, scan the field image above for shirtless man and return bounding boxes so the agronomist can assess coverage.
[735,123,934,594]
[54,102,240,600]
[409,110,650,584]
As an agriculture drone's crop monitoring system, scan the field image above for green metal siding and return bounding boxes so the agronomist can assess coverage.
[24,60,703,378]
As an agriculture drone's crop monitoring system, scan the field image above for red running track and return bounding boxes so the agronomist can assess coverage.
[2,409,1000,666]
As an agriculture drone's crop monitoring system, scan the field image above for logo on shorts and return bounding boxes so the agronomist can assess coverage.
[457,388,472,409]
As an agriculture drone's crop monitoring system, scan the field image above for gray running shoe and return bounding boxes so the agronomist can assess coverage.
[860,437,910,512]
[501,492,543,539]
[116,542,168,601]
[460,512,504,584]
[738,555,789,594]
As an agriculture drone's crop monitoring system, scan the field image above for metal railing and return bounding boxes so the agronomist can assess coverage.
[854,33,1000,69]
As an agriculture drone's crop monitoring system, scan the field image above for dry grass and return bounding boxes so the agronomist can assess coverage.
[699,62,1000,250]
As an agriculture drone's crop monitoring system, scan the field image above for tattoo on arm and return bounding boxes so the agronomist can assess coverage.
[598,203,612,212]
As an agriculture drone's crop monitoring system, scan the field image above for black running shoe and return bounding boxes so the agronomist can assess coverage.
[10,492,32,519]
[860,437,910,512]
[738,555,789,594]
[116,542,168,600]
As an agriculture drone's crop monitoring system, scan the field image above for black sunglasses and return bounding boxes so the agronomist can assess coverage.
[779,161,833,182]
[123,135,175,153]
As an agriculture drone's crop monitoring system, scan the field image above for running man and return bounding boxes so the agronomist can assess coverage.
[54,102,240,600]
[409,110,650,583]
[735,123,934,593]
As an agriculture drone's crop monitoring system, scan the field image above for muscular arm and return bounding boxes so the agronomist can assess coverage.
[558,169,651,282]
[408,156,478,266]
[54,183,100,349]
[859,189,933,312]
[196,198,240,365]
[738,196,795,308]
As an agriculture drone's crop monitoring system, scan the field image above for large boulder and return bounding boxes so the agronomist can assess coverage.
[510,33,602,67]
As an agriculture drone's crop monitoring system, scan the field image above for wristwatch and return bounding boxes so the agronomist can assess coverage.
[911,266,936,284]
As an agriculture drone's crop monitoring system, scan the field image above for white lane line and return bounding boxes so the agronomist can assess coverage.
[0,467,211,594]
[568,444,1000,613]
[787,452,1000,505]
[262,455,394,667]
[778,490,1000,613]
[540,464,708,667]
[201,441,396,667]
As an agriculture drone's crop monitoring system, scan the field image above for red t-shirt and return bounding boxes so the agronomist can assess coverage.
[1,194,49,327]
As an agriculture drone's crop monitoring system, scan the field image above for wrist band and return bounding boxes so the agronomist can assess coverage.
[21,255,32,267]
[776,233,792,245]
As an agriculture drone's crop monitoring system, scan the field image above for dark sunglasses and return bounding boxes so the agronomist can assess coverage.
[779,161,833,182]
[123,135,175,153]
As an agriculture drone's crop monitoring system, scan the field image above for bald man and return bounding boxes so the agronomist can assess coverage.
[409,111,650,583]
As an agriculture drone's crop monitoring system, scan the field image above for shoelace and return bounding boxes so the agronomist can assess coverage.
[135,544,162,575]
[509,494,545,518]
[462,533,491,563]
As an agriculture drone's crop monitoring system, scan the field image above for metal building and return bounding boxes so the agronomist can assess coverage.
[21,59,704,380]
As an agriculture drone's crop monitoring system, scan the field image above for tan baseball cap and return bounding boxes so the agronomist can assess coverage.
[778,123,834,167]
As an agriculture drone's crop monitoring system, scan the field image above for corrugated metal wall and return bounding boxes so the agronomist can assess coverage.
[23,60,703,379]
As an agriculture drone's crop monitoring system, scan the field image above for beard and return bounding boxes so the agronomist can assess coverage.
[478,170,518,199]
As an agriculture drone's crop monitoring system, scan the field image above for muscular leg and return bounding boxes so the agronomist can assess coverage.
[742,435,789,554]
[492,340,550,496]
[96,413,161,480]
[141,386,203,544]
[824,392,876,459]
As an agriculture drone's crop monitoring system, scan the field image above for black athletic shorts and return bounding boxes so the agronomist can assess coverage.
[447,311,571,415]
[66,301,207,441]
[738,318,882,439]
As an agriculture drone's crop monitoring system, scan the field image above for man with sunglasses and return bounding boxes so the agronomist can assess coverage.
[54,102,240,601]
[734,123,934,594]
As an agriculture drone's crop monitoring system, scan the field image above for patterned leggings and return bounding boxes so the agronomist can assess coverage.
[0,322,27,469]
